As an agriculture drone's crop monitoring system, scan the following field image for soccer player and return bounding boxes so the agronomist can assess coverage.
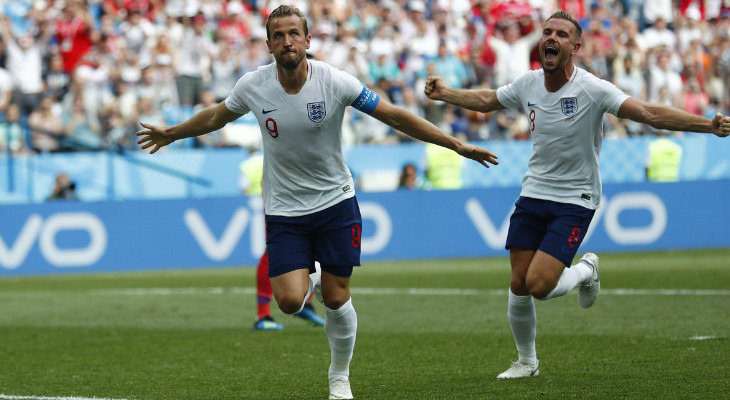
[425,10,730,379]
[137,5,499,399]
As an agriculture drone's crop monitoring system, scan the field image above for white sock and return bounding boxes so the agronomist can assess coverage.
[542,259,594,300]
[507,289,537,365]
[572,258,594,282]
[542,268,579,300]
[294,272,317,314]
[325,298,357,378]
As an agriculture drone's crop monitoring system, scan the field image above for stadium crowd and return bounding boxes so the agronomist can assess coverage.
[1,0,729,155]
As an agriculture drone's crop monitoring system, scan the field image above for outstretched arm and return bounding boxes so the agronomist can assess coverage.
[136,101,242,153]
[369,98,499,168]
[424,76,506,113]
[617,97,730,137]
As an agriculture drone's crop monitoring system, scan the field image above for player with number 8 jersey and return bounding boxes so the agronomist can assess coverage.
[424,10,730,382]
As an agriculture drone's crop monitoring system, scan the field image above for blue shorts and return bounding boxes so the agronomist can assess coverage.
[265,197,362,278]
[505,196,595,267]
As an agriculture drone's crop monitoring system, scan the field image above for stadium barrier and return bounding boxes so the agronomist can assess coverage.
[1,180,728,276]
[2,134,729,203]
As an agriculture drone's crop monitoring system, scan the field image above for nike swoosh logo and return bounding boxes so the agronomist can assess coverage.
[527,102,537,107]
[262,108,277,114]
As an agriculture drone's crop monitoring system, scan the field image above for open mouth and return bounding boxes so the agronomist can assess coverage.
[544,45,559,62]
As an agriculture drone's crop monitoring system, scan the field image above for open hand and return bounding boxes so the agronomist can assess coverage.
[455,142,499,168]
[136,122,174,154]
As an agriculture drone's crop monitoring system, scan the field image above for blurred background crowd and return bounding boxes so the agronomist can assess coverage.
[1,0,729,156]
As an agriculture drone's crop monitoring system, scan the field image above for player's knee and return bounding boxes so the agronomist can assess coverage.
[323,293,349,310]
[275,295,305,314]
[510,276,528,295]
[526,279,552,299]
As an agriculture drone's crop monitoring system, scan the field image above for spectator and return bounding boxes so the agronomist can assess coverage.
[648,51,683,103]
[47,172,79,201]
[368,54,404,101]
[614,55,646,100]
[0,103,26,155]
[0,66,12,118]
[44,54,72,100]
[641,16,677,50]
[679,77,710,116]
[27,95,63,153]
[643,0,674,29]
[431,41,468,89]
[0,17,47,117]
[63,93,102,151]
[424,141,464,190]
[55,0,94,73]
[74,50,116,118]
[398,162,426,190]
[117,9,155,67]
[174,13,215,106]
[645,132,683,182]
[209,40,241,102]
[488,20,541,87]
[415,61,447,127]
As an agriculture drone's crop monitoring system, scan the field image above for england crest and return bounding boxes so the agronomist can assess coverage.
[560,97,578,117]
[307,101,326,123]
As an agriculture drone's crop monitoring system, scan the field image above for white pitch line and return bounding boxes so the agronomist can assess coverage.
[0,395,142,400]
[88,287,730,296]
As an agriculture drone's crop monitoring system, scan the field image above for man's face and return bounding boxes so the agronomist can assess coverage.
[539,18,580,73]
[266,14,310,71]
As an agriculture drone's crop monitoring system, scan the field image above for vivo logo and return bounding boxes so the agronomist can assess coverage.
[0,191,672,272]
[183,199,393,260]
[0,212,107,269]
[183,197,265,261]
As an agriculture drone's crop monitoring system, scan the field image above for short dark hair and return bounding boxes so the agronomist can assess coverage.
[546,11,582,40]
[266,5,309,40]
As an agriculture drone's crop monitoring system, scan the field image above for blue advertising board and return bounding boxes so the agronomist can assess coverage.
[1,180,728,276]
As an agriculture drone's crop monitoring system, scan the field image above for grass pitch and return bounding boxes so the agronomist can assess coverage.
[0,249,728,399]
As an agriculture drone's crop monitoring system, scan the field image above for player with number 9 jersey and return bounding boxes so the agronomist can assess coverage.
[225,59,373,217]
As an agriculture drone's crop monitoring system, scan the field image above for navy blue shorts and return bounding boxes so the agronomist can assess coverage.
[505,196,595,267]
[265,197,362,278]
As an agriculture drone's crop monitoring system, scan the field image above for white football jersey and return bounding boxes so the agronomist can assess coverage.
[497,67,629,209]
[225,60,365,216]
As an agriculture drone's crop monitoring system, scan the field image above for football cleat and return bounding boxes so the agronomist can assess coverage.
[497,360,540,379]
[294,303,325,326]
[328,376,353,399]
[578,252,600,309]
[253,316,284,331]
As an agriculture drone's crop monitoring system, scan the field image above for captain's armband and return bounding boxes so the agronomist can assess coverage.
[351,87,380,114]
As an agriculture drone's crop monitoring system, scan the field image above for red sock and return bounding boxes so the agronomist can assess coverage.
[256,251,273,320]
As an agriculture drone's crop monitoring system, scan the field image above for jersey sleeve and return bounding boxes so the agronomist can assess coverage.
[328,66,380,114]
[496,73,529,109]
[590,76,630,116]
[224,74,253,115]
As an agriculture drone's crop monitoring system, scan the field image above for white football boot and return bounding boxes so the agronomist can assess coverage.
[329,376,353,399]
[497,360,540,379]
[578,253,600,309]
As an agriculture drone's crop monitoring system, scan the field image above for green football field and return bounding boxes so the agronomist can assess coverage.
[0,249,728,400]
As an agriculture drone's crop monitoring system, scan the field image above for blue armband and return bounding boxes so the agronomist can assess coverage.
[351,87,380,114]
